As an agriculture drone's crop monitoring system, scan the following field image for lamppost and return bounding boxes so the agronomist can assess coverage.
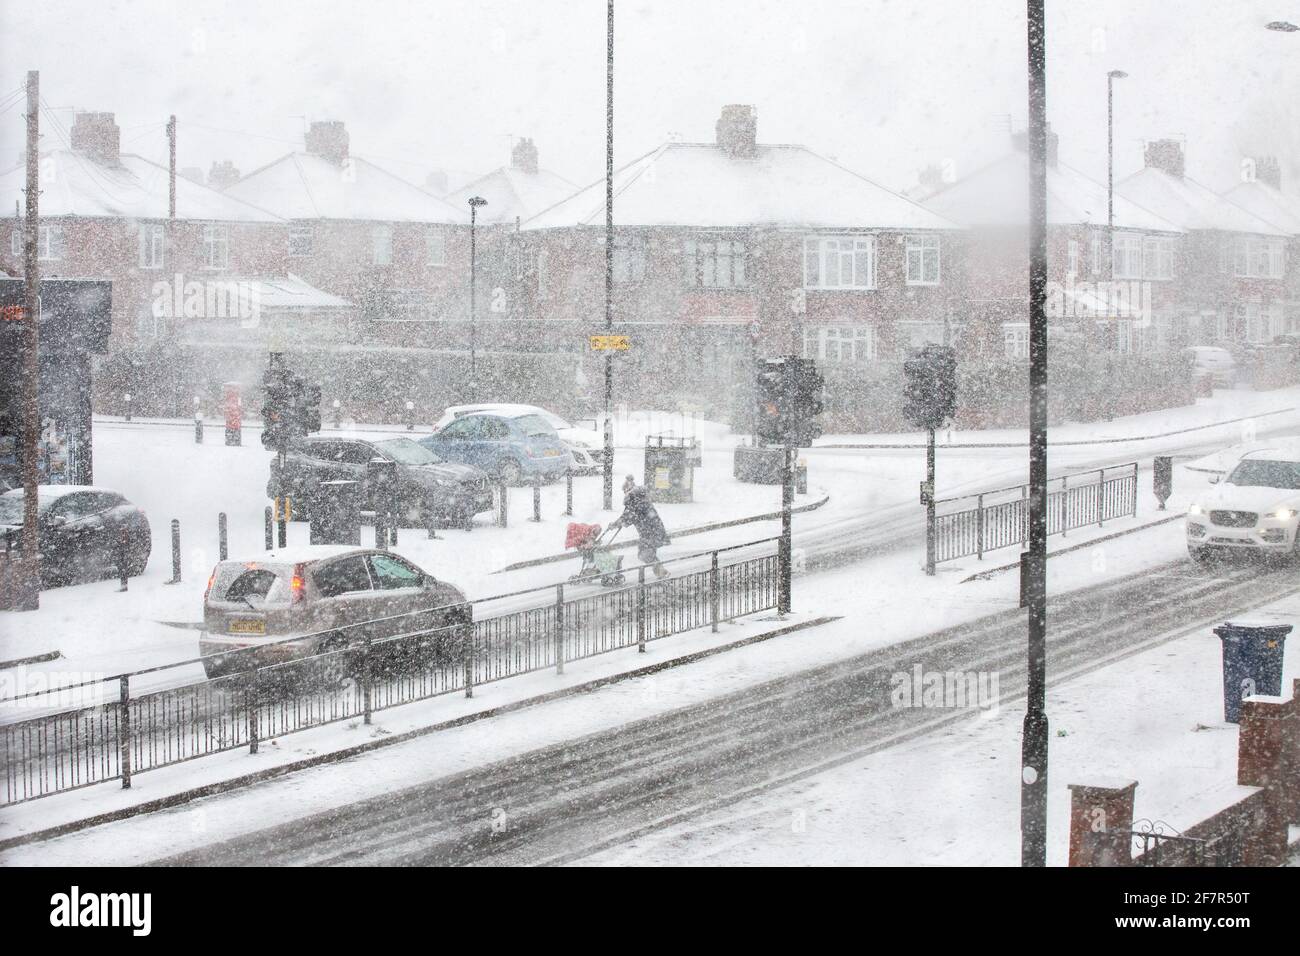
[467,196,487,403]
[1106,69,1128,290]
[602,0,616,511]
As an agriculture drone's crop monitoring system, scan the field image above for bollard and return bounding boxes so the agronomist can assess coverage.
[167,519,181,584]
[404,400,415,431]
[463,611,475,699]
[277,497,289,549]
[332,398,342,430]
[117,528,129,592]
[123,392,132,423]
[555,583,565,675]
[218,512,228,561]
[194,411,204,444]
[531,474,541,522]
[119,676,132,790]
[565,469,573,516]
[362,630,373,725]
[497,482,508,528]
[1154,456,1173,511]
[264,505,273,550]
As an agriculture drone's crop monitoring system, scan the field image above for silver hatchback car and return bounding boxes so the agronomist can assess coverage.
[200,545,470,680]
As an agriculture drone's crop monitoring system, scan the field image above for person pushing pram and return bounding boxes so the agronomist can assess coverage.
[609,474,671,579]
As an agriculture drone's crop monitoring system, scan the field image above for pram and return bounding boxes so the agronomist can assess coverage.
[565,522,626,586]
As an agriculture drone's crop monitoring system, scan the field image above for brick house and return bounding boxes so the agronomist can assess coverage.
[446,137,577,226]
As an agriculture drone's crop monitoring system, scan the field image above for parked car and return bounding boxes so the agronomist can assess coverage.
[1186,448,1300,562]
[419,411,574,484]
[268,435,494,527]
[1183,346,1237,388]
[0,485,151,586]
[199,546,471,680]
[436,404,605,475]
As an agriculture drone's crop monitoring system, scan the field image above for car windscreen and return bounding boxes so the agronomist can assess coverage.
[1227,459,1300,490]
[513,415,558,438]
[539,411,570,430]
[374,438,441,465]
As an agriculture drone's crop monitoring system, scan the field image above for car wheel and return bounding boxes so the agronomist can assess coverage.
[496,458,523,486]
[1189,546,1215,566]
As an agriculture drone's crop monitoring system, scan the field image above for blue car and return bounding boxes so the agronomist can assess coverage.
[419,412,574,485]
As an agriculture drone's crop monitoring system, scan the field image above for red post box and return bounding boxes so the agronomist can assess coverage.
[223,382,242,446]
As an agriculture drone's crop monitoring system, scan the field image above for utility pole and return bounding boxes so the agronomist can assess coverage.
[167,115,177,219]
[1021,0,1050,868]
[17,70,41,611]
[1105,70,1127,294]
[468,196,487,402]
[602,0,615,511]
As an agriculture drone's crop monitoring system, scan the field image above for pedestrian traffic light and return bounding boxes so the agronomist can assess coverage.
[754,356,825,448]
[298,383,322,435]
[902,344,958,431]
[756,359,785,445]
[260,354,293,453]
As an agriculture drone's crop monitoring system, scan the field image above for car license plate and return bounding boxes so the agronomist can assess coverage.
[543,449,560,457]
[228,618,266,635]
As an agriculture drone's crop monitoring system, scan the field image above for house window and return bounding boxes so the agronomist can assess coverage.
[202,224,229,270]
[1142,236,1174,280]
[10,224,64,260]
[613,235,646,282]
[1090,230,1102,275]
[1232,237,1285,279]
[684,237,746,288]
[1112,233,1142,279]
[371,225,393,266]
[138,224,165,269]
[426,230,447,266]
[895,321,946,357]
[804,236,875,289]
[10,229,20,257]
[905,235,941,285]
[1003,323,1029,359]
[289,225,313,257]
[1066,240,1079,278]
[802,325,875,363]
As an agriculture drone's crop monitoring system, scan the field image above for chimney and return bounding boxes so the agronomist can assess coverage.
[208,159,241,189]
[305,120,349,165]
[1144,138,1185,178]
[1254,155,1281,190]
[511,136,539,175]
[1010,124,1059,168]
[70,111,121,166]
[716,105,757,159]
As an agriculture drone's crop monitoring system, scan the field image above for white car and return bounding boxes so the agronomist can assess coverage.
[1184,346,1237,388]
[1186,449,1300,561]
[435,403,606,475]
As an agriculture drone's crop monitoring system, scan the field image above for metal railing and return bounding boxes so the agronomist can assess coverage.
[933,462,1139,564]
[0,539,779,806]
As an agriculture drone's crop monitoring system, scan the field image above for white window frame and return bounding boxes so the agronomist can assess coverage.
[1002,323,1029,359]
[1090,230,1102,276]
[138,223,165,269]
[802,324,876,364]
[905,234,941,286]
[425,229,447,266]
[684,237,747,288]
[371,225,394,267]
[1142,236,1174,280]
[10,224,64,260]
[1232,237,1285,279]
[202,224,229,271]
[1066,239,1079,278]
[804,235,876,290]
[1112,233,1142,279]
[289,225,313,258]
[613,234,647,283]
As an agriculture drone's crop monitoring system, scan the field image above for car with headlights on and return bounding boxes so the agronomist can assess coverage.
[1186,449,1300,562]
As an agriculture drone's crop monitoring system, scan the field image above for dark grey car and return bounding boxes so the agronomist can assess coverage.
[269,436,494,527]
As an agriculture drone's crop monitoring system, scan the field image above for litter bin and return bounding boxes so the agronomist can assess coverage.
[1212,621,1291,722]
[733,444,784,484]
[310,480,362,545]
[644,434,700,503]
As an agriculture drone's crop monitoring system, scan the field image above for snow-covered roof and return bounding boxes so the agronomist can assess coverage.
[235,274,350,311]
[522,142,958,232]
[0,150,283,222]
[446,166,579,224]
[225,544,372,566]
[224,152,466,224]
[1116,167,1288,235]
[922,152,1182,232]
[1220,180,1300,236]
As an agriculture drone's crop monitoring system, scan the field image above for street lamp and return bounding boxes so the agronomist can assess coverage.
[467,196,488,403]
[1106,69,1128,290]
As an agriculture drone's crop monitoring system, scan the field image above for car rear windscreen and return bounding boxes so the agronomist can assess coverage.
[211,563,295,607]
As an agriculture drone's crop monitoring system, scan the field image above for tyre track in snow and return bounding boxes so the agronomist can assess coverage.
[152,557,1299,866]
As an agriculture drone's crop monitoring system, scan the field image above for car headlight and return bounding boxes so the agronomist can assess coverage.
[1267,508,1297,521]
[1187,504,1203,515]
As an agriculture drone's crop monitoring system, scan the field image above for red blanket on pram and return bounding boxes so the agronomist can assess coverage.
[565,522,602,551]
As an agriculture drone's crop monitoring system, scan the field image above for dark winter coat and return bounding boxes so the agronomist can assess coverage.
[616,486,670,548]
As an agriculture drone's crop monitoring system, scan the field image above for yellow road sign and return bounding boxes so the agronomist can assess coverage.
[589,334,631,351]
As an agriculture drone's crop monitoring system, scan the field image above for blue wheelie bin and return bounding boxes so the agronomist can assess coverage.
[1212,622,1291,723]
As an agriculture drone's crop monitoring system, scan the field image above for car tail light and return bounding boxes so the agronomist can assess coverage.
[290,563,307,604]
[204,567,217,602]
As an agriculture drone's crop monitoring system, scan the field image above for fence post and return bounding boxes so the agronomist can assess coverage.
[463,614,475,699]
[555,583,565,674]
[218,512,228,561]
[531,474,541,522]
[248,667,260,754]
[362,629,373,725]
[119,675,132,790]
[1060,476,1068,537]
[264,505,273,550]
[167,519,181,583]
[565,469,573,517]
[709,551,719,632]
[1097,469,1106,528]
[976,494,985,561]
[637,566,647,652]
[1131,462,1139,518]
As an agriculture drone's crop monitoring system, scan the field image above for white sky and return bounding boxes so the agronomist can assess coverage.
[0,0,1297,195]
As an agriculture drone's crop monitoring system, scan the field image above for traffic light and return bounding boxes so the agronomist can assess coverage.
[298,383,322,435]
[754,356,825,448]
[902,344,958,431]
[260,354,293,453]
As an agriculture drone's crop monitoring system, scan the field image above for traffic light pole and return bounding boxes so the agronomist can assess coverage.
[778,441,793,615]
[925,427,936,576]
[602,0,615,513]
